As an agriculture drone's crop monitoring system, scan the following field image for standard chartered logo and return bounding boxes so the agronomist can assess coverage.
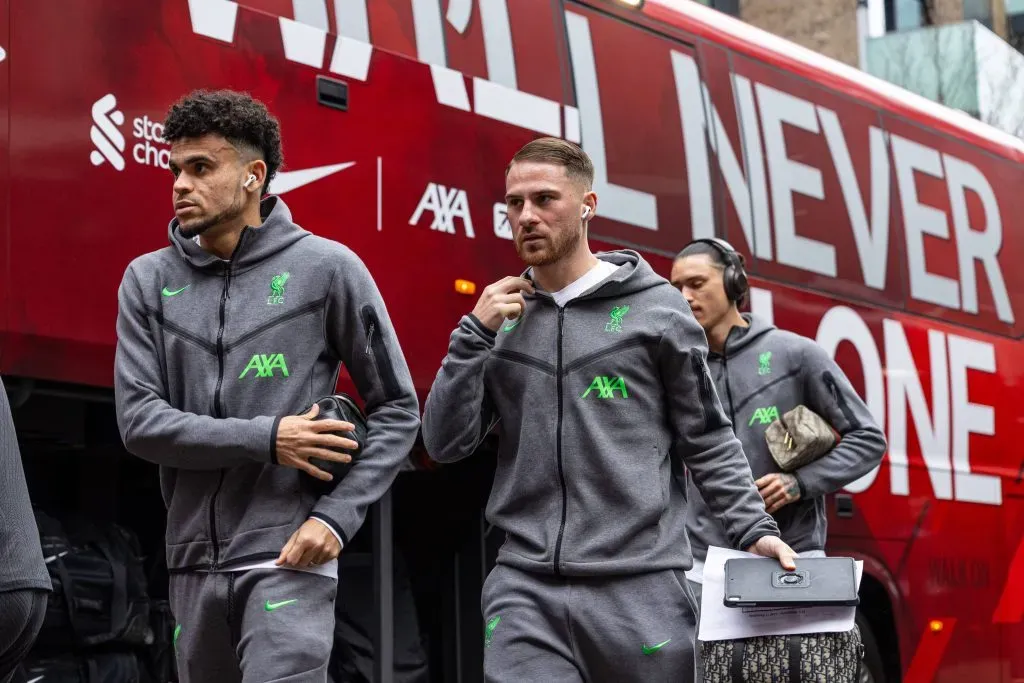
[90,93,126,171]
[89,93,170,172]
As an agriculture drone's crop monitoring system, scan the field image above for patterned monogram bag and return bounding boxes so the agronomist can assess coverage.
[764,405,836,472]
[701,626,865,682]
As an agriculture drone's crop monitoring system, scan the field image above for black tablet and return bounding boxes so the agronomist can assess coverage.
[723,557,860,608]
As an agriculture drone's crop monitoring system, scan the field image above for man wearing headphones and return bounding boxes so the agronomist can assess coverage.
[670,238,886,603]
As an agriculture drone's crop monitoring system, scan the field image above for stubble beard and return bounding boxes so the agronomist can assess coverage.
[179,193,247,239]
[517,221,584,267]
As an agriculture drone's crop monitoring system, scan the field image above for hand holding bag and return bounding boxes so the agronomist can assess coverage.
[765,405,836,472]
[299,393,368,494]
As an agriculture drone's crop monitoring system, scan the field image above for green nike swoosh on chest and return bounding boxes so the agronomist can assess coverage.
[642,638,671,655]
[162,284,190,297]
[264,599,298,611]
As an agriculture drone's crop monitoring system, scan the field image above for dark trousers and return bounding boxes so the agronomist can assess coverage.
[0,589,48,683]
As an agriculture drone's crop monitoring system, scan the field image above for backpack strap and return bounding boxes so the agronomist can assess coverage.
[52,555,82,634]
[70,526,130,646]
[730,638,746,680]
[788,635,802,682]
[92,533,129,640]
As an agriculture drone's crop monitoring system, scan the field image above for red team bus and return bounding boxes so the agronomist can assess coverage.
[0,0,1021,681]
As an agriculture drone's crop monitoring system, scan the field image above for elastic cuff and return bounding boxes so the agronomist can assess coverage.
[308,513,350,547]
[793,472,807,499]
[308,516,345,549]
[465,314,498,340]
[737,525,781,552]
[269,415,283,464]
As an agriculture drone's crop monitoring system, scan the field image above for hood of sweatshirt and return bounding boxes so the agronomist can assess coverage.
[522,249,668,303]
[168,195,311,273]
[712,312,776,359]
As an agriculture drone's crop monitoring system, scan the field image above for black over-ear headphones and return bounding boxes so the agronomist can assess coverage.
[684,237,749,303]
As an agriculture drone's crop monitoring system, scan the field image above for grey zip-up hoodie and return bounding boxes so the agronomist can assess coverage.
[114,196,420,572]
[686,313,887,561]
[421,250,779,576]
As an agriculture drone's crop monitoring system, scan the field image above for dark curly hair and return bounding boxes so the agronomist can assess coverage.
[162,90,284,195]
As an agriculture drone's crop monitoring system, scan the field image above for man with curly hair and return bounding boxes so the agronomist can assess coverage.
[113,90,421,682]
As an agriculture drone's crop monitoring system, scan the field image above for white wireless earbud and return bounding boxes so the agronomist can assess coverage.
[243,174,257,188]
[582,206,591,219]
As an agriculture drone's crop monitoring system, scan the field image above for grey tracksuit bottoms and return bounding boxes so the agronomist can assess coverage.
[481,564,701,683]
[0,589,47,683]
[169,568,337,683]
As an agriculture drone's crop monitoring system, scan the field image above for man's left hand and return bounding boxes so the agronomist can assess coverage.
[756,472,801,515]
[276,519,341,568]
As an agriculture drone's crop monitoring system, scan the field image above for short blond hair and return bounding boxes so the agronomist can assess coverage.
[506,137,594,190]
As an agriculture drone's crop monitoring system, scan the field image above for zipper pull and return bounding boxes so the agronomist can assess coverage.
[365,322,375,354]
[825,374,838,403]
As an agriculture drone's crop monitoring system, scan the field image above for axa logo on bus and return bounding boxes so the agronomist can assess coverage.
[90,93,171,172]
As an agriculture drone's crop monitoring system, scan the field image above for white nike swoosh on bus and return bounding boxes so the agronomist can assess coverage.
[272,162,356,194]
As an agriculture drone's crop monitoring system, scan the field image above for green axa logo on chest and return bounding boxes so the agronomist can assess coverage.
[582,376,628,399]
[605,305,630,332]
[758,351,772,375]
[749,405,779,426]
[268,272,290,305]
[239,353,289,379]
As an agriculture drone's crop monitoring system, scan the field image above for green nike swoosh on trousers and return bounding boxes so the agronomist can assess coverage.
[642,638,671,655]
[264,599,298,611]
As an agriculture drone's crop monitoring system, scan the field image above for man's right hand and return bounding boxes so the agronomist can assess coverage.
[745,535,798,571]
[275,403,359,482]
[471,276,535,331]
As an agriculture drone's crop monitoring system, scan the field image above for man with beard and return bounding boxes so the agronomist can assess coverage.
[420,137,796,683]
[113,90,421,682]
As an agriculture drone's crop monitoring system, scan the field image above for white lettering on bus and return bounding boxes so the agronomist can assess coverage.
[185,3,1016,326]
[756,83,836,277]
[814,305,885,494]
[672,50,1014,324]
[817,108,891,291]
[757,288,1001,505]
[805,306,1002,505]
[565,12,659,231]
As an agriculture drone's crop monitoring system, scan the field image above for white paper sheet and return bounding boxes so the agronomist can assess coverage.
[697,545,863,642]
